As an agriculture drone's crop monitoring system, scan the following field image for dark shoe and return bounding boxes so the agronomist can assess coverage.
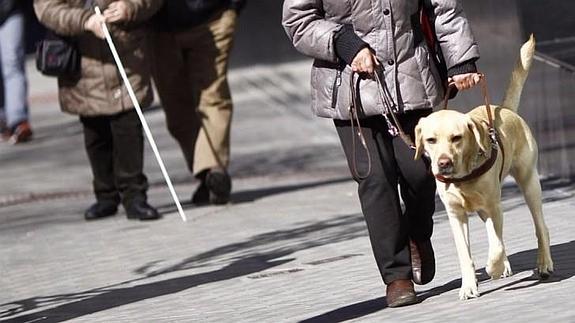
[191,180,209,206]
[84,201,118,220]
[386,279,418,308]
[125,200,160,221]
[191,170,231,205]
[410,239,436,285]
[8,121,33,144]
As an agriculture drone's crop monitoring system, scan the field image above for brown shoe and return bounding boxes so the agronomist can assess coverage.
[410,239,435,285]
[8,121,33,144]
[386,279,417,308]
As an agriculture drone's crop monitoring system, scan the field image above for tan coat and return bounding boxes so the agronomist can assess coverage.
[34,0,163,116]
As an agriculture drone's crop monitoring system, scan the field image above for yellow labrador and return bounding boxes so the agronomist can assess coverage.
[414,35,554,300]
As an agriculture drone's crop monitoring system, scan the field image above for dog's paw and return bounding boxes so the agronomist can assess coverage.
[536,257,554,280]
[486,260,506,280]
[459,284,480,300]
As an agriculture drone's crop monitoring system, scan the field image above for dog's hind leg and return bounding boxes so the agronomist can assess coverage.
[478,207,512,279]
[511,165,554,278]
[447,210,480,300]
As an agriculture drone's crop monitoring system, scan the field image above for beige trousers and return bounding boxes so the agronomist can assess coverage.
[152,9,237,176]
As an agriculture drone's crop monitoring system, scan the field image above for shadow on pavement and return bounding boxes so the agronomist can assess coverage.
[142,213,365,277]
[0,253,292,323]
[300,240,575,322]
[480,240,575,296]
[1,213,366,322]
[299,297,388,323]
[419,240,575,300]
[231,176,351,204]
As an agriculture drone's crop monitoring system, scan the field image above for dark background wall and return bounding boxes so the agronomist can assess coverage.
[229,0,302,67]
[453,0,575,179]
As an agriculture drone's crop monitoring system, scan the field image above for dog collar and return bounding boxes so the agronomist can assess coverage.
[434,145,498,184]
[434,127,504,184]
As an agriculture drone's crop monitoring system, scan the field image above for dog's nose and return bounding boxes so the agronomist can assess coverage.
[437,157,453,170]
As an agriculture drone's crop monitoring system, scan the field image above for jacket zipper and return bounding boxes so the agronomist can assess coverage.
[331,69,342,109]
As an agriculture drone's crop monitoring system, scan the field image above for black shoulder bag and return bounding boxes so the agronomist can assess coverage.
[35,32,81,77]
[35,0,93,78]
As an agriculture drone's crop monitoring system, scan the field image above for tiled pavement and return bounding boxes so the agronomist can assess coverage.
[1,60,574,322]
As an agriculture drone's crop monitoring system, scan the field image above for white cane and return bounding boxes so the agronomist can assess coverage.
[95,7,187,222]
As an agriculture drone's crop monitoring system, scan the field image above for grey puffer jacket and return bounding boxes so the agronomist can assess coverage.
[282,0,479,120]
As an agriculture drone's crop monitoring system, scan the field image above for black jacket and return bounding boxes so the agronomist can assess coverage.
[156,0,246,31]
[0,0,19,25]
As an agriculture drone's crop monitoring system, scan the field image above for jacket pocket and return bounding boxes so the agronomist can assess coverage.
[311,60,343,118]
[331,68,342,109]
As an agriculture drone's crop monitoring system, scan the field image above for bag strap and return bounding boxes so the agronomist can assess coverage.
[419,0,435,52]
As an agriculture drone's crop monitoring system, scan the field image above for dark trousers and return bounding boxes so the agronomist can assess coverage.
[334,110,436,284]
[80,110,148,207]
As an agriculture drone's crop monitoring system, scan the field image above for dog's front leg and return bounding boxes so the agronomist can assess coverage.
[478,207,512,280]
[447,210,479,300]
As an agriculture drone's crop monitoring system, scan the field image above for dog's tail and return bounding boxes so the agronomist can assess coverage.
[501,34,536,113]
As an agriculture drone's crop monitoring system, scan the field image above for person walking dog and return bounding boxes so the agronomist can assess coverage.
[283,0,482,307]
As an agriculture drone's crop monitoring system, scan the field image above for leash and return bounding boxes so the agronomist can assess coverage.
[373,71,416,149]
[435,74,506,184]
[348,68,418,179]
[348,72,372,179]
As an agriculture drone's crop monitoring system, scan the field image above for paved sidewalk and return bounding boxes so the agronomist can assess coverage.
[1,60,574,323]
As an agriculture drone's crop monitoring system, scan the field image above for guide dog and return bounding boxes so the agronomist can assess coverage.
[413,35,554,300]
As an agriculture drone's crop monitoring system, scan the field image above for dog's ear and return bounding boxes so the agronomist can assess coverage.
[414,119,425,160]
[467,119,486,154]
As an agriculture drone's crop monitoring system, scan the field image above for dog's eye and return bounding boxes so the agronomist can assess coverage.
[451,135,462,142]
[426,138,436,144]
